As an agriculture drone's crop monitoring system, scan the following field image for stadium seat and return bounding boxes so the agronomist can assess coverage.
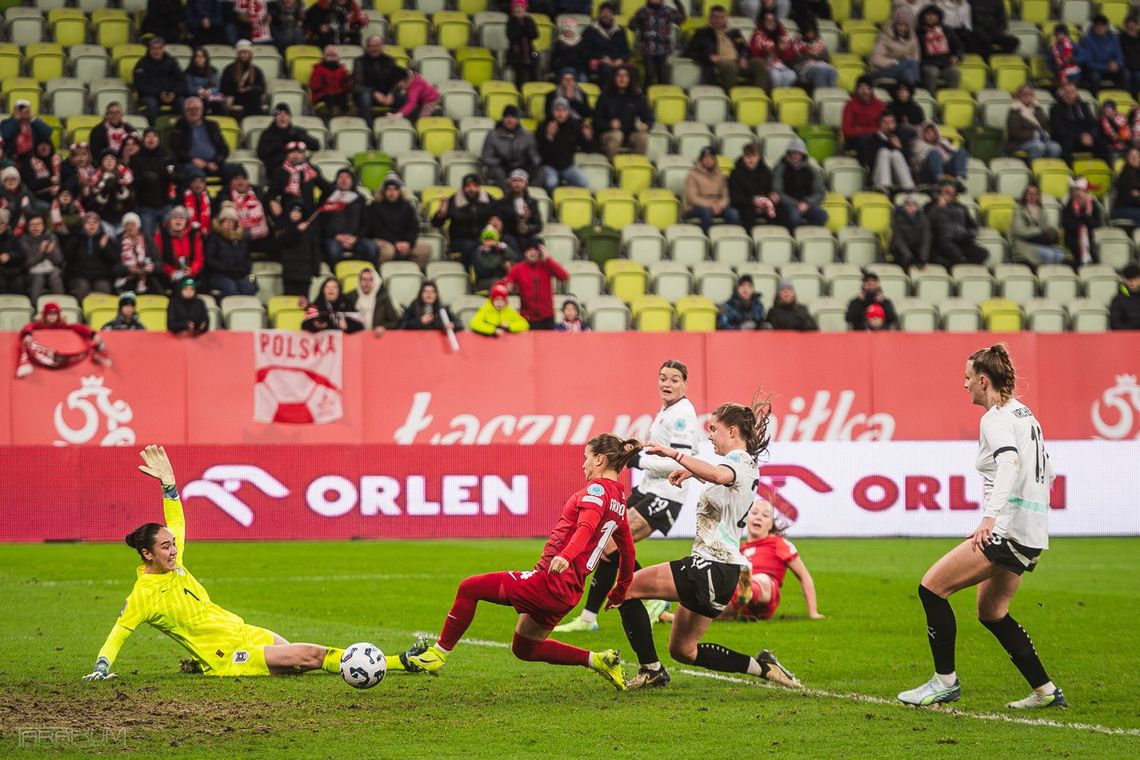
[649,261,692,303]
[330,116,372,156]
[605,259,648,304]
[795,226,837,268]
[675,295,718,331]
[456,47,495,86]
[46,78,86,119]
[1092,227,1134,271]
[666,224,710,266]
[772,88,812,128]
[585,294,630,331]
[751,226,794,267]
[689,85,729,126]
[426,261,470,305]
[474,11,509,51]
[85,307,117,330]
[913,265,953,303]
[93,9,131,47]
[1023,298,1067,333]
[692,261,736,303]
[572,153,611,193]
[553,187,595,229]
[672,121,714,162]
[639,189,679,230]
[6,8,44,46]
[822,262,863,303]
[564,261,605,300]
[613,154,654,194]
[938,298,981,332]
[631,294,674,332]
[896,298,938,332]
[379,261,424,309]
[416,116,459,157]
[458,115,494,154]
[655,154,694,197]
[980,297,1022,331]
[995,264,1038,306]
[810,297,848,332]
[596,188,638,229]
[1067,297,1109,331]
[707,225,750,268]
[780,262,823,304]
[869,263,909,303]
[729,86,770,126]
[836,227,878,269]
[1079,264,1122,305]
[394,151,439,193]
[953,264,995,305]
[622,224,666,267]
[1038,264,1080,303]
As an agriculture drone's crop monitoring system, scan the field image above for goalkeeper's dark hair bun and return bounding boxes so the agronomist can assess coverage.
[125,523,163,557]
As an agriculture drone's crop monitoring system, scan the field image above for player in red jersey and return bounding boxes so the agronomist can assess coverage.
[401,434,642,689]
[719,499,823,621]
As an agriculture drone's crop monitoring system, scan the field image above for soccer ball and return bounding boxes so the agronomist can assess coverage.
[339,643,386,689]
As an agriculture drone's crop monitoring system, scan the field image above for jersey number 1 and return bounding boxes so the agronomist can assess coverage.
[586,520,618,572]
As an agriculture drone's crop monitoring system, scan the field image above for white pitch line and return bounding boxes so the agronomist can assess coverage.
[412,632,1139,738]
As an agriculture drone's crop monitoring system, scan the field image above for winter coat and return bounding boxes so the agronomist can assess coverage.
[480,123,543,179]
[772,157,825,205]
[593,90,654,136]
[471,242,512,292]
[344,286,401,330]
[684,162,729,211]
[320,189,367,238]
[1122,32,1140,71]
[352,52,404,97]
[155,227,205,279]
[537,117,591,170]
[1078,29,1125,74]
[766,300,817,330]
[0,117,52,161]
[0,229,23,278]
[889,205,931,266]
[469,301,530,335]
[89,121,138,159]
[871,19,919,71]
[186,0,224,28]
[910,119,957,172]
[581,21,631,74]
[398,299,450,330]
[133,54,187,98]
[142,0,188,43]
[1050,98,1097,156]
[846,292,898,330]
[927,200,977,244]
[128,147,177,209]
[65,231,119,282]
[101,311,146,330]
[842,96,886,140]
[1115,166,1140,209]
[888,99,925,130]
[687,25,749,81]
[496,192,543,241]
[303,0,366,47]
[275,216,321,284]
[431,189,496,250]
[1010,204,1061,266]
[205,221,252,279]
[1110,285,1140,329]
[1061,196,1105,258]
[167,294,209,334]
[302,287,364,332]
[169,117,230,166]
[970,0,1011,42]
[544,86,593,122]
[268,163,330,213]
[629,1,685,57]
[364,195,420,244]
[728,156,774,210]
[503,257,569,323]
[507,15,539,68]
[257,124,319,171]
[19,230,64,275]
[309,60,352,104]
[185,64,222,100]
[718,293,764,329]
[220,61,267,114]
[1006,104,1053,147]
[917,12,962,68]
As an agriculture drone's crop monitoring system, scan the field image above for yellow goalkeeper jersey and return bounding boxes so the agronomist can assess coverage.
[96,495,266,672]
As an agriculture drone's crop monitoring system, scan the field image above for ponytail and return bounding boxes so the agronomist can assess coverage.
[969,342,1017,405]
[587,433,644,472]
[713,389,773,459]
[125,522,163,559]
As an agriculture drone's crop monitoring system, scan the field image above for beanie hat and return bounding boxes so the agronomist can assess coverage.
[0,166,19,182]
[509,168,529,182]
[43,302,61,317]
[275,102,292,114]
[119,291,136,307]
[552,96,571,110]
[217,202,239,223]
[490,282,510,301]
[865,303,886,321]
[786,137,808,156]
[777,278,794,292]
[180,277,198,290]
[168,206,189,219]
[502,105,521,119]
[382,172,403,189]
[462,172,481,185]
[122,212,142,228]
[481,225,500,243]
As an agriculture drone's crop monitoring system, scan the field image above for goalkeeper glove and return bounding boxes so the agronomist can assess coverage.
[81,657,116,681]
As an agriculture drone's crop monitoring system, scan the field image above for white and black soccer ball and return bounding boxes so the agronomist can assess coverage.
[339,643,387,689]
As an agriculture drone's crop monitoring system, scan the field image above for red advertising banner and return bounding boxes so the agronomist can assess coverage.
[3,332,1140,446]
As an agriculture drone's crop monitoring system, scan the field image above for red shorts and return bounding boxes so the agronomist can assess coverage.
[503,569,578,630]
[731,576,782,621]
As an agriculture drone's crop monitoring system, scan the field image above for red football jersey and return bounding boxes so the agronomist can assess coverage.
[740,535,799,587]
[537,477,630,601]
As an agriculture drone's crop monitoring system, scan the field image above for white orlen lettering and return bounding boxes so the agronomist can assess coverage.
[360,476,401,516]
[483,476,528,515]
[307,475,356,517]
[405,475,440,515]
[442,476,480,515]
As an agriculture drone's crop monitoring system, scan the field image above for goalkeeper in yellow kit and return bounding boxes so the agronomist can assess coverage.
[82,445,418,680]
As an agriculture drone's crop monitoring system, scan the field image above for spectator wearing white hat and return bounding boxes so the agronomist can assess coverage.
[220,40,267,118]
[115,212,163,294]
[497,169,543,252]
[205,203,258,298]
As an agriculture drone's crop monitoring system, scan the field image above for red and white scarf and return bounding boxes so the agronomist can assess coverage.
[15,324,109,378]
[282,160,318,197]
[320,188,358,214]
[117,233,154,292]
[237,0,272,42]
[103,123,130,154]
[184,188,212,232]
[1101,111,1130,150]
[1050,38,1079,81]
[29,154,61,181]
[924,24,949,56]
[49,197,84,233]
[230,188,269,239]
[1070,196,1095,265]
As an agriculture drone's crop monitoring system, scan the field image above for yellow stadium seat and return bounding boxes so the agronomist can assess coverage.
[532,13,554,50]
[981,298,1022,331]
[87,307,117,330]
[605,259,648,303]
[522,80,555,118]
[49,13,86,48]
[832,52,866,93]
[284,45,321,66]
[842,20,878,57]
[978,193,1017,233]
[334,260,374,283]
[675,295,717,331]
[647,85,688,126]
[821,192,851,233]
[729,86,770,126]
[93,10,131,48]
[957,55,988,93]
[553,186,595,228]
[991,55,1029,93]
[483,89,521,120]
[1020,0,1051,25]
[267,294,306,323]
[1072,158,1112,198]
[773,88,812,128]
[82,292,119,319]
[138,308,168,332]
[392,10,430,49]
[596,188,639,229]
[457,47,495,86]
[614,154,655,193]
[639,189,680,230]
[1036,168,1073,200]
[416,116,459,157]
[433,11,472,50]
[273,308,306,331]
[631,294,674,331]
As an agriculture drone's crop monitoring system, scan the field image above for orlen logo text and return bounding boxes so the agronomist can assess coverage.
[185,465,528,524]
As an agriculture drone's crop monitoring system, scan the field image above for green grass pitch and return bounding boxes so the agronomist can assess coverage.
[2,537,1138,758]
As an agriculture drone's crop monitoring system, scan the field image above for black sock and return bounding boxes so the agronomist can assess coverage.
[618,599,658,666]
[583,555,618,615]
[694,643,752,675]
[980,614,1051,689]
[918,584,956,675]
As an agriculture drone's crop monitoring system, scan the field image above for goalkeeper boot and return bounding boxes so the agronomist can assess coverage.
[1008,687,1067,710]
[644,599,669,625]
[897,674,961,706]
[552,615,599,633]
[625,664,671,690]
[590,649,627,691]
[397,635,432,674]
[756,649,802,689]
[405,643,448,676]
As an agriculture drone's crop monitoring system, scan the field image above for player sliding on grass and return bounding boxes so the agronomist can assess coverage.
[616,397,802,690]
[398,434,642,690]
[82,445,383,680]
[556,359,701,633]
[898,344,1066,710]
[715,498,823,622]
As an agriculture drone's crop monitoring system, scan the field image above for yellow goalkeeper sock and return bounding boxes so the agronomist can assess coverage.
[385,654,406,671]
[321,647,344,674]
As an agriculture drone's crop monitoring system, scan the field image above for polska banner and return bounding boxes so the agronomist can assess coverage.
[253,330,344,424]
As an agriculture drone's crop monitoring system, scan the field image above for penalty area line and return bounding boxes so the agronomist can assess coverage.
[678,669,1140,738]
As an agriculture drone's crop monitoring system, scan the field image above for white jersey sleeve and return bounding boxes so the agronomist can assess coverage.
[691,449,758,568]
[636,398,702,502]
[975,399,1052,549]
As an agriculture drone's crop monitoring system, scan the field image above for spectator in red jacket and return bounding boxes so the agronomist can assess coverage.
[155,206,205,284]
[309,45,353,119]
[843,75,888,169]
[503,239,569,330]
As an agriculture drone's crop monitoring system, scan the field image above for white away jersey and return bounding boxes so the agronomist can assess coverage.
[691,448,759,568]
[975,399,1053,549]
[637,397,702,501]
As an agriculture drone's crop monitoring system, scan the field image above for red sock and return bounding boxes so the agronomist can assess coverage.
[437,571,511,651]
[512,634,592,667]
